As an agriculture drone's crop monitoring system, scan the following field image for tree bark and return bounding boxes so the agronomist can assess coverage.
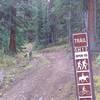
[0,33,2,49]
[9,6,16,54]
[87,0,96,51]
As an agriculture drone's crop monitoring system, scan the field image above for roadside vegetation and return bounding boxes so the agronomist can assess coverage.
[0,0,100,99]
[0,42,68,96]
[94,54,100,100]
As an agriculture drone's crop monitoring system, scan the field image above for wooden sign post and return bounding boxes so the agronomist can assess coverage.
[72,33,95,100]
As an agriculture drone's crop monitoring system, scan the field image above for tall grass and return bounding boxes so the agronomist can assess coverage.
[95,54,100,65]
[0,50,16,68]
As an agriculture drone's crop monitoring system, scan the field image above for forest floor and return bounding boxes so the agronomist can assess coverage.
[0,45,76,100]
[0,44,100,100]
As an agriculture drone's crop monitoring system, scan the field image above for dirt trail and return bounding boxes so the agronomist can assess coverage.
[0,48,76,100]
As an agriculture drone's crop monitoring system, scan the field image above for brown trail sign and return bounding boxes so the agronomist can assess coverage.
[72,33,95,100]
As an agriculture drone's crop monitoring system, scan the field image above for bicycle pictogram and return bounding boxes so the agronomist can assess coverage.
[79,86,91,96]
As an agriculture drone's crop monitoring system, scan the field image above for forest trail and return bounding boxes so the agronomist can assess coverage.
[0,47,76,100]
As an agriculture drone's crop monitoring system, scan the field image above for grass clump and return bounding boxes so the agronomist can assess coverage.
[95,54,100,65]
[0,54,16,68]
[94,76,100,100]
[96,93,100,100]
[95,76,100,90]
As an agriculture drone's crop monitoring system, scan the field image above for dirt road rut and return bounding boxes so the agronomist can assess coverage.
[1,48,76,100]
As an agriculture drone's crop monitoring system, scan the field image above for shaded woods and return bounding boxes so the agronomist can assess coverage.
[0,0,99,54]
[0,0,71,54]
[0,1,100,100]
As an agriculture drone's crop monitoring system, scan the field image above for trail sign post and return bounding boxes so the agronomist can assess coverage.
[72,33,95,100]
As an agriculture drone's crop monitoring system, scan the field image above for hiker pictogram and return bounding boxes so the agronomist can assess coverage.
[77,59,88,71]
[77,60,82,70]
[82,60,88,70]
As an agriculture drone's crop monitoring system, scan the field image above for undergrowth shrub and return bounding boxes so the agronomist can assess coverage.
[96,54,100,65]
[0,50,16,68]
[94,76,100,100]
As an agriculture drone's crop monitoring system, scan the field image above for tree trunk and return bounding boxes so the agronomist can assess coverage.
[9,6,16,54]
[87,0,96,51]
[0,33,2,49]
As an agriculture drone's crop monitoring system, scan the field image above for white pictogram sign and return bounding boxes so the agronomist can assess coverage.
[79,73,89,83]
[77,60,82,70]
[72,33,95,100]
[82,60,88,70]
[77,59,88,70]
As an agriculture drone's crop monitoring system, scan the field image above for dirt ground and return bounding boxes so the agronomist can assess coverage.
[0,48,76,100]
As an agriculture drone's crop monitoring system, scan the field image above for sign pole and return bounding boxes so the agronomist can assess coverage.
[87,31,96,100]
[72,33,95,100]
[88,0,96,51]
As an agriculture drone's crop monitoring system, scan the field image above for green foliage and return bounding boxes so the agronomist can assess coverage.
[0,0,85,51]
[0,0,98,52]
[16,28,27,51]
[94,76,100,100]
[96,94,100,100]
[95,76,100,90]
[97,0,100,39]
[0,53,15,68]
[95,54,100,65]
[0,0,38,52]
[2,32,9,50]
